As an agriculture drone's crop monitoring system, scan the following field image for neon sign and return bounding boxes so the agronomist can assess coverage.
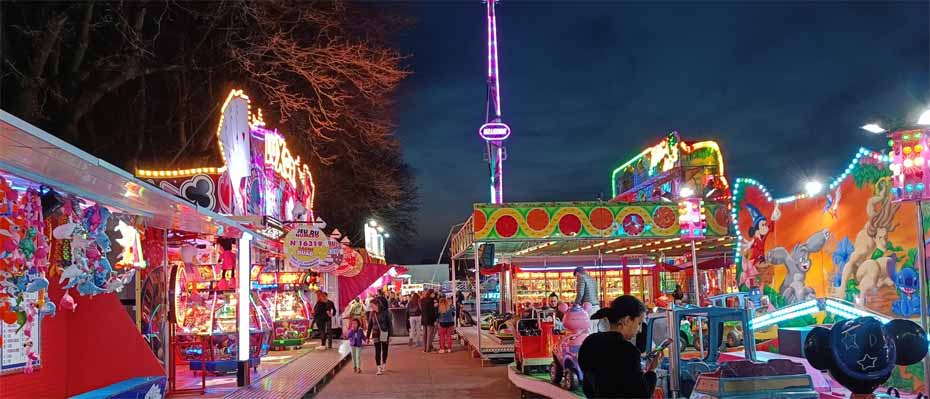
[479,122,511,141]
[265,132,312,189]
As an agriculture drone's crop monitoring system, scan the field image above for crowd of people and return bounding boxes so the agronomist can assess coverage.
[327,287,460,375]
[312,268,664,396]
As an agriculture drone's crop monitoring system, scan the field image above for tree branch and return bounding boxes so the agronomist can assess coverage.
[69,1,95,76]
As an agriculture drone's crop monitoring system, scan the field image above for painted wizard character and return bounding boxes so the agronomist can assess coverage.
[741,203,781,288]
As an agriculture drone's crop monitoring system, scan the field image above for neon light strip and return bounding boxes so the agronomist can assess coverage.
[825,299,891,324]
[518,264,656,271]
[488,0,501,118]
[750,300,819,330]
[609,139,726,198]
[750,299,818,326]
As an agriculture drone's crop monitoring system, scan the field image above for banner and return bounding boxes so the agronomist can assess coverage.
[283,224,328,269]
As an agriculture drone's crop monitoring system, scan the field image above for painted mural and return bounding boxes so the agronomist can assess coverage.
[733,149,924,317]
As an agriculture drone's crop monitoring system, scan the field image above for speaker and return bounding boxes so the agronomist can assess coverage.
[479,244,495,269]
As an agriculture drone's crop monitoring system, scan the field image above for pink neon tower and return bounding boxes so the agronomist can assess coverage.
[478,0,510,204]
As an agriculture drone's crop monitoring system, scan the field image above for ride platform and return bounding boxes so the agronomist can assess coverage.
[507,363,583,399]
[456,326,514,365]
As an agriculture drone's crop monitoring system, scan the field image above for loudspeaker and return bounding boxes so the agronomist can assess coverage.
[479,244,495,269]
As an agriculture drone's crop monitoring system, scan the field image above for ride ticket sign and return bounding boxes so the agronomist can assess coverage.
[478,122,511,141]
[284,224,329,269]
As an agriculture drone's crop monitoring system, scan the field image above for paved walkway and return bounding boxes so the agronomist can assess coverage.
[316,340,521,399]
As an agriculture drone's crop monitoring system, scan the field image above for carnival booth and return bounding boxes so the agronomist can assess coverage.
[254,269,315,350]
[450,132,738,373]
[0,110,272,398]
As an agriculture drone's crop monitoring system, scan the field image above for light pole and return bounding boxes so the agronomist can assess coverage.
[868,108,930,392]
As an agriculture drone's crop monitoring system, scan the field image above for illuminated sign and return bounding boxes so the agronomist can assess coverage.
[255,216,285,240]
[284,224,328,269]
[265,132,313,189]
[478,122,511,141]
[257,272,303,286]
[678,197,706,240]
[888,128,930,201]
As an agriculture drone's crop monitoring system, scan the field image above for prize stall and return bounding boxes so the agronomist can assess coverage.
[0,110,267,398]
[254,269,316,350]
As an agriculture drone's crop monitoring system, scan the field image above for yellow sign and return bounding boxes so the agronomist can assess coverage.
[284,224,328,269]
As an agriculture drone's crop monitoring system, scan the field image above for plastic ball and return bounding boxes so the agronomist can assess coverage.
[885,319,928,365]
[804,326,833,370]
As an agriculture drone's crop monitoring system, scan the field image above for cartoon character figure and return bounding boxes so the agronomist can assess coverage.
[823,186,841,219]
[550,304,590,391]
[766,229,830,305]
[741,203,781,288]
[890,261,921,317]
[837,178,900,296]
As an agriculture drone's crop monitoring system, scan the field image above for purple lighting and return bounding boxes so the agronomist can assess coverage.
[479,122,511,141]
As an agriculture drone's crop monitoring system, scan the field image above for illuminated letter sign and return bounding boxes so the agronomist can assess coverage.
[479,122,511,141]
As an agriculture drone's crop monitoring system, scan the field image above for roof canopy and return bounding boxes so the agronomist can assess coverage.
[0,110,267,241]
[451,201,734,262]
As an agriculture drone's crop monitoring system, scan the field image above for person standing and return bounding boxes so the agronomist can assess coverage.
[436,298,456,353]
[346,319,366,373]
[313,291,336,350]
[579,295,662,398]
[367,301,392,375]
[421,289,438,352]
[407,293,422,347]
[573,267,601,333]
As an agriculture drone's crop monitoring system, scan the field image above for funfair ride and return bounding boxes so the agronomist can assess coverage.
[478,0,509,205]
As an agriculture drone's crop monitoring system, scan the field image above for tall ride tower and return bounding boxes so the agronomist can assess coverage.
[478,0,509,204]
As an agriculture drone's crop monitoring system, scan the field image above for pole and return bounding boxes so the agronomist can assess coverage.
[452,258,458,327]
[915,201,930,393]
[692,239,704,358]
[475,243,482,355]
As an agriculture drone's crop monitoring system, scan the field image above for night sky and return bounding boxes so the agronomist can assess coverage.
[392,1,929,264]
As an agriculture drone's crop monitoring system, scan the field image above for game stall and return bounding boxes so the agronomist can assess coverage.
[449,131,737,369]
[254,269,315,350]
[0,110,270,398]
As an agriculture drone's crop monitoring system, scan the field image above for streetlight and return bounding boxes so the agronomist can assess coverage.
[376,226,385,234]
[805,181,823,196]
[369,220,378,227]
[862,124,886,134]
[383,233,390,239]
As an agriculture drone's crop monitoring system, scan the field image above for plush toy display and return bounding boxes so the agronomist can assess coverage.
[804,317,928,395]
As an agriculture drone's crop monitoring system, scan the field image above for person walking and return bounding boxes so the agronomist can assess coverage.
[346,319,366,373]
[313,291,336,350]
[573,267,602,333]
[407,293,422,347]
[436,297,456,353]
[421,289,438,352]
[367,300,392,375]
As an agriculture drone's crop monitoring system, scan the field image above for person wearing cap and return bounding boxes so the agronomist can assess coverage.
[579,295,661,398]
[573,267,601,333]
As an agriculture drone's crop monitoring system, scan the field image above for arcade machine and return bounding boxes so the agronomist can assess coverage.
[255,270,314,350]
[171,260,271,375]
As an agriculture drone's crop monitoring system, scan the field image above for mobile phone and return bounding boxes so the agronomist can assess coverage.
[645,338,673,359]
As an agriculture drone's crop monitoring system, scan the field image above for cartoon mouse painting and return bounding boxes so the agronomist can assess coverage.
[766,229,831,305]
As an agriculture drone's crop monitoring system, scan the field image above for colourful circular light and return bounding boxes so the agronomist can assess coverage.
[904,147,913,155]
[918,183,926,191]
[904,134,911,140]
[904,159,914,168]
[889,140,895,147]
[916,157,925,166]
[906,184,914,192]
[917,145,924,153]
[916,133,923,139]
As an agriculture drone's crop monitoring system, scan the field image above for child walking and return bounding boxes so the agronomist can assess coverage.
[346,319,366,373]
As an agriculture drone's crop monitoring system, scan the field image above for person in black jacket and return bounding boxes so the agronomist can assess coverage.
[420,289,438,352]
[579,295,662,398]
[313,291,337,350]
[367,300,393,374]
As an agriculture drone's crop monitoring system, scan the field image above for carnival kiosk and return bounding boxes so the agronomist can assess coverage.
[254,269,315,349]
[450,132,737,375]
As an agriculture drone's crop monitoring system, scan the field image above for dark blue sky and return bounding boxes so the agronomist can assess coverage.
[392,1,929,264]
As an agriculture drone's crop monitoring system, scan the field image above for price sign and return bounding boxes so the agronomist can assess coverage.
[284,224,328,269]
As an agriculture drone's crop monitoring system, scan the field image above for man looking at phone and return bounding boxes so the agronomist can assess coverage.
[579,295,662,398]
